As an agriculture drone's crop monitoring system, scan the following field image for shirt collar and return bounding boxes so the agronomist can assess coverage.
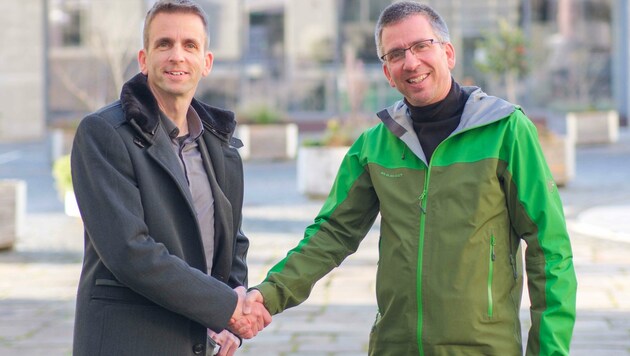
[159,106,205,141]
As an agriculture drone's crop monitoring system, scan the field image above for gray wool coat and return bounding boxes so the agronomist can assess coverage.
[71,73,249,356]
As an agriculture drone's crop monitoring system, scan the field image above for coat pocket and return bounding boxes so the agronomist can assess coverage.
[487,235,496,318]
[95,302,193,356]
[92,279,155,306]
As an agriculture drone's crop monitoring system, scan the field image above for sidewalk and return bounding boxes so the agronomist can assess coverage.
[1,130,629,355]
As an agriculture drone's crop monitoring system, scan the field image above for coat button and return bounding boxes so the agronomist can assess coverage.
[192,343,204,354]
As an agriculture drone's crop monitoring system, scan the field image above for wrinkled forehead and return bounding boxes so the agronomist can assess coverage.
[381,15,435,49]
[144,10,209,49]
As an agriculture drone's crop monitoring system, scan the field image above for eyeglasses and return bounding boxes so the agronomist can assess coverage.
[380,39,443,63]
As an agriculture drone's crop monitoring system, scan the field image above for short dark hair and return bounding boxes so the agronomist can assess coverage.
[374,1,450,58]
[143,0,210,50]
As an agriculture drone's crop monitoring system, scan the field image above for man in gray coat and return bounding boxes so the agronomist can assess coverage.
[71,1,270,355]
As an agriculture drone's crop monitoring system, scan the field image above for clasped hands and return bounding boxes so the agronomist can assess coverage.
[228,287,271,339]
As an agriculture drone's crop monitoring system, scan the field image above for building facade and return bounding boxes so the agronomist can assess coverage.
[1,0,625,142]
[0,0,46,141]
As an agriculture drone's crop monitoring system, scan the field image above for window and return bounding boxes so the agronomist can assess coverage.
[49,0,85,47]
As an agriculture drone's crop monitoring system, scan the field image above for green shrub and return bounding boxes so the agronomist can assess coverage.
[52,155,73,196]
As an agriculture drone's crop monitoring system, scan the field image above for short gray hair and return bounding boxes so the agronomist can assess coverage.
[374,2,450,58]
[143,0,210,50]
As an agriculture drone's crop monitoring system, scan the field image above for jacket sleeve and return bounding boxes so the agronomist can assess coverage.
[255,139,380,314]
[503,112,577,355]
[228,226,249,288]
[71,114,238,332]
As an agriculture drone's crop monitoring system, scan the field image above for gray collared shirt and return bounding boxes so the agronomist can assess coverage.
[160,108,215,273]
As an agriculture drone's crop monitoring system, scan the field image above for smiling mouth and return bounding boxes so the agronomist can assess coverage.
[407,73,429,84]
[166,71,187,76]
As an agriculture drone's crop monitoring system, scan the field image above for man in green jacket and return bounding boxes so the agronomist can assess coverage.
[241,2,577,355]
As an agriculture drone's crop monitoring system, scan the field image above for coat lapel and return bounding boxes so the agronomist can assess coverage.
[146,127,196,211]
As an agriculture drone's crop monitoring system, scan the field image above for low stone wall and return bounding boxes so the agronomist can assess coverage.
[237,123,299,161]
[538,132,575,187]
[0,180,26,250]
[566,110,619,145]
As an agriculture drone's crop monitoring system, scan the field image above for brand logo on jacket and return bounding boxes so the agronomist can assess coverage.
[380,171,403,178]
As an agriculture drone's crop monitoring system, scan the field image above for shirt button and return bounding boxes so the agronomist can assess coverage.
[192,343,204,354]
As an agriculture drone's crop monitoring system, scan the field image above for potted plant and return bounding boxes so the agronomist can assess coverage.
[52,154,80,217]
[530,117,575,187]
[235,104,298,161]
[297,118,359,198]
[297,45,374,198]
[475,19,529,104]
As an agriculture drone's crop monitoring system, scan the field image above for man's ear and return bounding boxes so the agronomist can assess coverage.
[382,62,396,88]
[138,49,148,75]
[202,51,214,77]
[445,42,456,70]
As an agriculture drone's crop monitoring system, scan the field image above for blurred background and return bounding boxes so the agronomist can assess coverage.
[1,0,627,144]
[1,2,630,354]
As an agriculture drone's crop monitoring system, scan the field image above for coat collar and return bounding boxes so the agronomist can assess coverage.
[120,73,238,144]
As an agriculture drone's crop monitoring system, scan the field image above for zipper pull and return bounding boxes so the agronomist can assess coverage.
[490,236,496,261]
[418,191,426,213]
[509,254,517,279]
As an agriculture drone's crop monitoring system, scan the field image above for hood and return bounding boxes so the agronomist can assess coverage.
[120,73,237,142]
[376,86,519,162]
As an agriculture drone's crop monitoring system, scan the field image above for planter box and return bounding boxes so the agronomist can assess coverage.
[64,191,81,218]
[237,123,298,160]
[50,127,77,162]
[297,146,349,198]
[566,110,619,145]
[538,132,575,187]
[0,180,26,250]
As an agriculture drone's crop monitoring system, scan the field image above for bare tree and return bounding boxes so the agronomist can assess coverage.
[50,0,143,113]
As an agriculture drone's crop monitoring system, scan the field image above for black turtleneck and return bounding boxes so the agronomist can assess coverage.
[406,79,469,163]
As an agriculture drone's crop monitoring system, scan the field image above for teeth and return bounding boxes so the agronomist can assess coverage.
[408,74,428,83]
[169,71,185,76]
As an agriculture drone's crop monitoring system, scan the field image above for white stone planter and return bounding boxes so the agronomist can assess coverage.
[538,132,575,187]
[236,123,298,160]
[297,146,349,198]
[0,180,26,250]
[64,191,81,218]
[50,127,76,162]
[566,110,619,145]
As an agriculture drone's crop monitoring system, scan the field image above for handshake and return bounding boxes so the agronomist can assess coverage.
[228,287,272,339]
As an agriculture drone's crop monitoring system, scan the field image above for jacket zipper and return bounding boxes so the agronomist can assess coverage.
[416,167,430,356]
[488,235,496,318]
[400,106,515,354]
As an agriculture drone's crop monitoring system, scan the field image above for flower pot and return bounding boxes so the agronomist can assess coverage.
[566,110,619,145]
[64,191,81,217]
[297,146,349,198]
[236,123,298,160]
[538,132,575,187]
[0,180,26,250]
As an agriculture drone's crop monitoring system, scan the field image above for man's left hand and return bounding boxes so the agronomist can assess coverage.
[208,329,239,356]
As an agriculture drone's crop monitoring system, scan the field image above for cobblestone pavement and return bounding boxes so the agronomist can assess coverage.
[1,129,629,355]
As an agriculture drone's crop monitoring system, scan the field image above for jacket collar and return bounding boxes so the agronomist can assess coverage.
[378,86,518,139]
[120,73,237,143]
[376,86,519,164]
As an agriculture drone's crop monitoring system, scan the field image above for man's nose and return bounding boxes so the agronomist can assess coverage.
[402,49,422,69]
[168,44,185,62]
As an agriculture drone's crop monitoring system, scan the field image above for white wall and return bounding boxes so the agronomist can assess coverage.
[0,0,45,141]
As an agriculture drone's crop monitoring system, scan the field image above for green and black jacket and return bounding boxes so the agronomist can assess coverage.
[256,87,577,355]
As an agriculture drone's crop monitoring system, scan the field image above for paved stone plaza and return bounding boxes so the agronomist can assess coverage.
[1,130,629,355]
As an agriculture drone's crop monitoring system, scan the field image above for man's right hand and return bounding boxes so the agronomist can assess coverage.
[228,288,271,339]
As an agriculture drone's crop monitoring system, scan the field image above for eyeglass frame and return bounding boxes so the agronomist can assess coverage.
[379,38,444,63]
